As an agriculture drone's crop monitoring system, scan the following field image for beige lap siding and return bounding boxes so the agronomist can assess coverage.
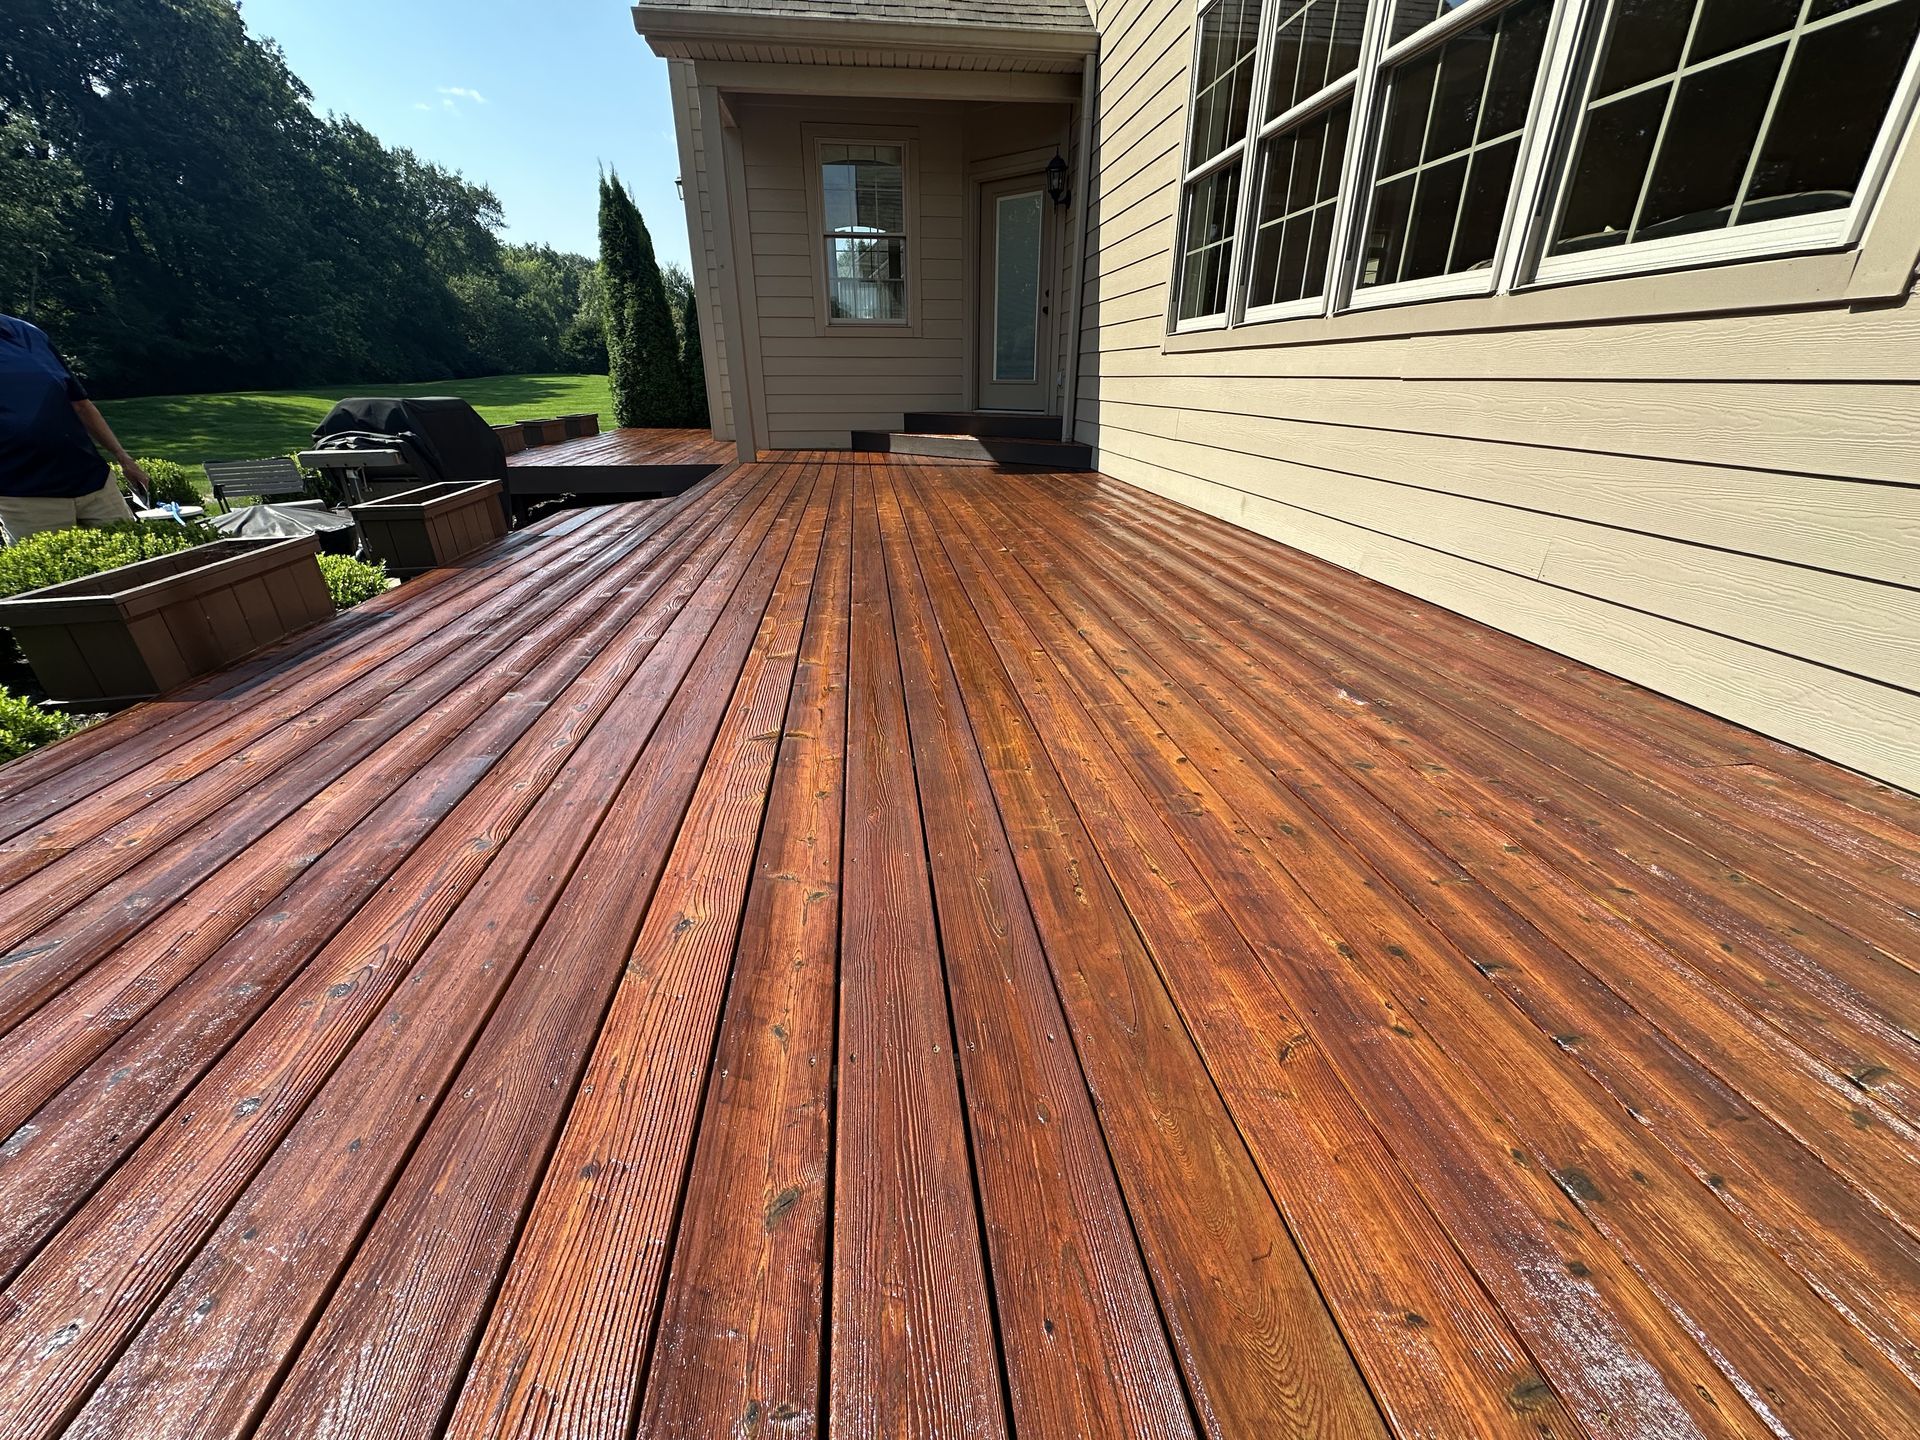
[735,94,971,449]
[1076,0,1920,792]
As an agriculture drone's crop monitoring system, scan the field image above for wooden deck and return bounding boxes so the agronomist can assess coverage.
[0,454,1916,1440]
[506,426,733,500]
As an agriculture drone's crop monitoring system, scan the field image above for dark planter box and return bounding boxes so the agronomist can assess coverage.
[519,418,569,447]
[351,480,508,578]
[0,536,332,707]
[560,412,600,439]
[492,423,528,456]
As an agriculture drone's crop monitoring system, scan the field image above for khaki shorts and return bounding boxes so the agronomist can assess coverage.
[0,481,136,543]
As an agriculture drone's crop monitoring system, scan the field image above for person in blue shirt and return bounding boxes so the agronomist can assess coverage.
[0,314,151,542]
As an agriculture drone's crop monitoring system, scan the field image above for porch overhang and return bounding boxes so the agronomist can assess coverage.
[632,4,1097,74]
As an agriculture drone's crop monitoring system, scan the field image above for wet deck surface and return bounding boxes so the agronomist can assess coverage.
[505,425,734,473]
[0,454,1916,1439]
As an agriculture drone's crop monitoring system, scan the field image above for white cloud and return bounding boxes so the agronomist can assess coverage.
[413,102,431,111]
[437,86,488,104]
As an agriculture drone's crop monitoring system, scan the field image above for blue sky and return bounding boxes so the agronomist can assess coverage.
[237,0,691,268]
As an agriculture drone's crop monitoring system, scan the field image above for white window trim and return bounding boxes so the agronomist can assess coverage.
[1166,0,1920,334]
[1528,0,1920,289]
[815,135,913,329]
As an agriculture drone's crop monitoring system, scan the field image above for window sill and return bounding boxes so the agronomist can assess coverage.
[1160,246,1879,356]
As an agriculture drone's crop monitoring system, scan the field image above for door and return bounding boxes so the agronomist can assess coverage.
[976,177,1057,412]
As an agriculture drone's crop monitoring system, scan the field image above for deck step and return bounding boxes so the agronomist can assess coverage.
[851,430,1093,469]
[901,410,1062,440]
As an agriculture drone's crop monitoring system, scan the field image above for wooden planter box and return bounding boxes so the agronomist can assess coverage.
[0,536,332,707]
[492,423,528,456]
[519,418,569,447]
[351,480,508,578]
[560,412,600,439]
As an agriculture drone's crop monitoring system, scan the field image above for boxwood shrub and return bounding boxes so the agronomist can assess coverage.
[0,688,81,764]
[0,521,218,600]
[114,457,203,508]
[317,553,390,610]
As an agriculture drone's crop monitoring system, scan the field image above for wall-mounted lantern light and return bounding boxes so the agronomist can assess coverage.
[1045,151,1070,207]
[674,176,685,200]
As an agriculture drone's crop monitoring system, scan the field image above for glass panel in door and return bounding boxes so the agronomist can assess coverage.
[994,192,1045,383]
[977,177,1055,412]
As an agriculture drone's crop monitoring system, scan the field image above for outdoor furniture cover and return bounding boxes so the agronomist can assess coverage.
[206,499,359,554]
[310,397,508,486]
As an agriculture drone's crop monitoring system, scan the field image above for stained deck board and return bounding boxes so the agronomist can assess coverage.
[0,455,1914,1438]
[504,427,734,470]
[507,427,735,500]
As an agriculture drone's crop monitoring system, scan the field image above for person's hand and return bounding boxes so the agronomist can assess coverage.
[119,457,153,507]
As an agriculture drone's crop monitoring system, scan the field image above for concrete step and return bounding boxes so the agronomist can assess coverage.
[900,410,1063,440]
[850,431,1094,470]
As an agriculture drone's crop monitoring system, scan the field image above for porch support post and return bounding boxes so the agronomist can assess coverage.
[699,80,768,463]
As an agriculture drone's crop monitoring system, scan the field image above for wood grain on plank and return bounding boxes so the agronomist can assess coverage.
[51,478,797,1440]
[828,466,1008,1440]
[890,468,1589,1439]
[888,470,1394,1440]
[977,471,1920,1379]
[439,464,835,1440]
[0,468,755,1054]
[630,466,852,1440]
[243,465,821,1440]
[0,470,806,1440]
[0,469,784,1292]
[874,464,1198,1440]
[910,468,1760,1439]
[932,471,1920,1435]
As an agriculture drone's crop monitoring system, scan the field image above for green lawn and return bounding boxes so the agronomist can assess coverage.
[99,374,613,479]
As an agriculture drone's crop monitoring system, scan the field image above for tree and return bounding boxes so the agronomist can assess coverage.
[597,171,681,428]
[679,290,710,429]
[0,113,93,326]
[0,0,611,395]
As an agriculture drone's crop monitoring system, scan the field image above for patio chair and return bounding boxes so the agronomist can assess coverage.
[204,456,310,513]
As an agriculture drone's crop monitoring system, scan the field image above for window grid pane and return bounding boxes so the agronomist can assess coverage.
[1169,0,1920,331]
[1175,162,1244,320]
[1359,0,1552,289]
[1189,0,1266,167]
[821,144,905,235]
[822,143,907,322]
[827,236,906,321]
[1267,0,1368,121]
[1247,100,1352,308]
[1550,0,1920,255]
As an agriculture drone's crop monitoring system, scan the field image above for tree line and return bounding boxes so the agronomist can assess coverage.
[1,0,693,402]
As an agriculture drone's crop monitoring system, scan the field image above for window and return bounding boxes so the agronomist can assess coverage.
[1168,0,1920,329]
[1541,0,1920,279]
[820,142,908,323]
[1357,0,1553,296]
[1174,0,1265,323]
[1243,1,1365,318]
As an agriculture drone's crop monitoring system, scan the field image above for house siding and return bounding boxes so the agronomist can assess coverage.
[736,95,972,449]
[1076,0,1920,791]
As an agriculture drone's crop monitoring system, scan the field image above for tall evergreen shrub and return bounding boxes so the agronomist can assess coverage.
[598,173,682,427]
[680,291,710,429]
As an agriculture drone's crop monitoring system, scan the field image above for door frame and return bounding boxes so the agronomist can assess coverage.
[974,174,1059,412]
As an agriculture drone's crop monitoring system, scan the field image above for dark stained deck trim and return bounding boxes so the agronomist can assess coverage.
[0,454,1914,1439]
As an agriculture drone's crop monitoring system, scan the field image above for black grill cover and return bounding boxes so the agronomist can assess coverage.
[311,397,507,485]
